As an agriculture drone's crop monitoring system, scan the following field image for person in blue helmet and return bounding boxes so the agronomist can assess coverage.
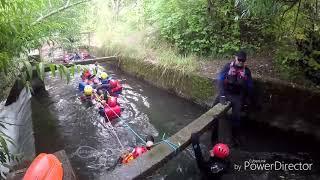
[214,50,253,138]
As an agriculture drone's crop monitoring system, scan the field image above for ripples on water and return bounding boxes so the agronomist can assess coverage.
[32,67,204,179]
[31,66,320,180]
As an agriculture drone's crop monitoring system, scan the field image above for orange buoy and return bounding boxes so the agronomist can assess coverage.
[23,153,63,180]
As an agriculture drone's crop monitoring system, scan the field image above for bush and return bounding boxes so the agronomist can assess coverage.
[144,0,241,56]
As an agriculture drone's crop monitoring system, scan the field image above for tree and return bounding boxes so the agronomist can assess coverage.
[0,0,90,175]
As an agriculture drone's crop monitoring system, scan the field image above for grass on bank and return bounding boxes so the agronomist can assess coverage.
[97,37,200,75]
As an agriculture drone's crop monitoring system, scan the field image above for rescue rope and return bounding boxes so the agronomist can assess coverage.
[92,84,194,158]
[105,112,125,150]
[118,95,183,150]
[104,102,183,152]
[104,102,147,144]
[91,93,125,150]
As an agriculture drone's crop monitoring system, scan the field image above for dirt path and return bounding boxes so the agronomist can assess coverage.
[199,56,280,80]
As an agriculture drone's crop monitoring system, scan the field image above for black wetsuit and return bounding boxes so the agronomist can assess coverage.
[191,133,229,180]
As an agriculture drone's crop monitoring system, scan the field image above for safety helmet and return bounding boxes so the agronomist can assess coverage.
[146,141,154,149]
[109,79,118,88]
[84,85,93,96]
[211,143,229,159]
[107,97,117,107]
[145,135,155,150]
[100,72,108,80]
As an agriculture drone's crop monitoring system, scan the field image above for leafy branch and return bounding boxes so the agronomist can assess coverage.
[32,0,91,26]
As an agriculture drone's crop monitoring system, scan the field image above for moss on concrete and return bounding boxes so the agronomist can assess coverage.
[117,56,320,139]
[118,57,215,107]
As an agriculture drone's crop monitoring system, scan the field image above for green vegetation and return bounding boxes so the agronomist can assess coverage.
[0,0,90,175]
[119,58,214,104]
[0,0,319,175]
[90,0,320,84]
[0,0,90,99]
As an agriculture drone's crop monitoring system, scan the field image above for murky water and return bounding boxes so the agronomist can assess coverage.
[31,64,205,179]
[31,63,320,180]
[149,117,320,180]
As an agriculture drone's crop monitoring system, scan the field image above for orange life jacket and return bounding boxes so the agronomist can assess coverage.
[122,153,134,164]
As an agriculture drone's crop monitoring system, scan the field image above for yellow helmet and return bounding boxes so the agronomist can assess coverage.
[84,85,93,96]
[100,72,108,80]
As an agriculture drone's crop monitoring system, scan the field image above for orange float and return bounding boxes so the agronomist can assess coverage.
[23,153,63,180]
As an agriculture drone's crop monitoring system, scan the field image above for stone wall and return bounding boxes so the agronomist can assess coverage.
[0,88,35,174]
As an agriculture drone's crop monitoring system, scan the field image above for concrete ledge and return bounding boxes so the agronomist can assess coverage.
[101,103,231,180]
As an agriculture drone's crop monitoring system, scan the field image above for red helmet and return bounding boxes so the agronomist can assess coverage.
[109,79,117,88]
[107,97,117,107]
[211,143,229,159]
[132,147,147,158]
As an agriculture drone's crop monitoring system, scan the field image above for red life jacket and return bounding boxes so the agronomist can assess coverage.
[104,105,121,120]
[224,61,247,93]
[82,70,91,80]
[121,146,148,164]
[132,146,148,159]
[227,61,247,79]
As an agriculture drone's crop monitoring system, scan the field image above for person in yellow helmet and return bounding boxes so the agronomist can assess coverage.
[80,85,95,105]
[100,72,109,85]
[84,85,93,96]
[100,72,108,79]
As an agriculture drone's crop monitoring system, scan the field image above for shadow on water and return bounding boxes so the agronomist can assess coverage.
[149,114,320,180]
[31,91,65,153]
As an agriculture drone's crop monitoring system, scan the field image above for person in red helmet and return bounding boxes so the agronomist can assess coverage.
[191,132,230,179]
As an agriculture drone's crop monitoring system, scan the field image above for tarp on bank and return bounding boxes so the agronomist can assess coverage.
[0,88,35,175]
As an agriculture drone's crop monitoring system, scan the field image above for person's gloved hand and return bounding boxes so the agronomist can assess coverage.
[191,132,200,144]
[219,95,227,105]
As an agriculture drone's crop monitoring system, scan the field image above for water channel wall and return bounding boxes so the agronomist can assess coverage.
[0,86,35,174]
[116,57,320,139]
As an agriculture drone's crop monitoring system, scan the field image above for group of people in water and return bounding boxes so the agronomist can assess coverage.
[78,63,155,165]
[78,50,253,178]
[79,63,123,121]
[22,50,253,179]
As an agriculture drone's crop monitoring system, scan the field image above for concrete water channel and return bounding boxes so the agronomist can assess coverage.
[2,57,320,179]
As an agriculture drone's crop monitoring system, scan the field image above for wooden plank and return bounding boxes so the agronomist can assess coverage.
[69,56,117,65]
[54,150,77,180]
[6,168,28,180]
[101,103,231,180]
